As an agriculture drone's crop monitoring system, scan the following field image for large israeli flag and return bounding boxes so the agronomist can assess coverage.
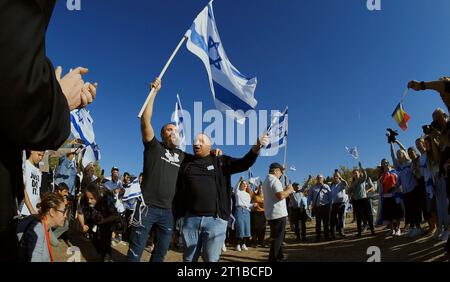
[261,108,288,156]
[70,108,95,145]
[174,94,187,152]
[345,146,359,160]
[185,1,257,123]
[81,143,101,168]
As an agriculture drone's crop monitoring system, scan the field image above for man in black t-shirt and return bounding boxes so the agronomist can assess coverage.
[127,78,185,262]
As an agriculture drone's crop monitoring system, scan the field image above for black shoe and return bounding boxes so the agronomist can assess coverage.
[371,231,376,236]
[277,255,288,262]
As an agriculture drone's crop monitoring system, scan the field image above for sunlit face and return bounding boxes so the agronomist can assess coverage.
[193,134,212,157]
[86,165,95,177]
[353,169,360,179]
[317,175,324,185]
[123,174,130,184]
[333,173,341,183]
[58,190,69,205]
[273,168,282,179]
[415,139,426,154]
[240,181,248,191]
[49,203,67,228]
[381,159,389,170]
[432,110,446,127]
[408,148,418,160]
[397,150,408,163]
[161,124,178,147]
[30,151,44,166]
[111,170,119,182]
[85,191,97,208]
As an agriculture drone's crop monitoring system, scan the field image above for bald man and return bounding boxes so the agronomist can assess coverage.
[174,133,269,262]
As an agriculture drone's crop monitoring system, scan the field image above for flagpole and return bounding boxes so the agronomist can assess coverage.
[138,35,188,118]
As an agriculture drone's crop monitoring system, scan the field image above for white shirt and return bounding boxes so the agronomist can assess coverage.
[235,189,252,210]
[21,160,42,216]
[262,174,288,220]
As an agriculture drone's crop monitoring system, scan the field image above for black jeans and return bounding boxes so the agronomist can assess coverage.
[330,202,346,236]
[291,208,307,239]
[353,198,374,234]
[91,224,113,260]
[268,217,287,262]
[313,205,330,239]
[251,211,266,244]
[403,188,422,228]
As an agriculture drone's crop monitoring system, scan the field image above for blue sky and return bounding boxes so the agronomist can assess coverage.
[47,0,450,184]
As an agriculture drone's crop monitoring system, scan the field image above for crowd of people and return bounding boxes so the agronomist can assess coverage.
[1,0,450,263]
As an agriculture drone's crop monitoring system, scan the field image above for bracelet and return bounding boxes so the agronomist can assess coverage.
[420,81,426,90]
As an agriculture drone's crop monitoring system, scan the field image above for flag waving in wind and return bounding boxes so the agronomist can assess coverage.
[392,103,411,131]
[345,146,359,160]
[70,108,101,166]
[185,1,257,123]
[174,94,187,151]
[261,107,288,156]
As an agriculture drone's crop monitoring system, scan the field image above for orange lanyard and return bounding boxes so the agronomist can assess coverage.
[42,218,54,262]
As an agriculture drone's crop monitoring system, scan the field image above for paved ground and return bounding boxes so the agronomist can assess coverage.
[54,215,449,262]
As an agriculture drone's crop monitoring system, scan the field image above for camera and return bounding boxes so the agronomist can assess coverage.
[386,128,398,144]
[422,120,441,135]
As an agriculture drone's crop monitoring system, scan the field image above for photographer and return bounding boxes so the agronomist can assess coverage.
[389,133,422,237]
[77,183,119,262]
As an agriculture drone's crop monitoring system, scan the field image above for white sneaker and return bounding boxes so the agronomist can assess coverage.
[395,229,402,236]
[149,243,154,252]
[440,230,450,241]
[222,243,227,253]
[391,229,396,236]
[236,244,241,252]
[241,244,248,251]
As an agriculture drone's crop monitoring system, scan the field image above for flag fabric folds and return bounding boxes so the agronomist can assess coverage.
[185,1,257,123]
[345,146,359,160]
[174,94,187,152]
[392,103,411,131]
[261,108,288,156]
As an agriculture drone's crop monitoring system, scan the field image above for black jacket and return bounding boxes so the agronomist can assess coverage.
[174,149,258,221]
[0,0,70,261]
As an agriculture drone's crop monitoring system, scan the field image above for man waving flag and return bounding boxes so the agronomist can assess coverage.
[185,1,257,123]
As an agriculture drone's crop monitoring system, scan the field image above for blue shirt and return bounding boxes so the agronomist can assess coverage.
[396,162,418,194]
[308,184,331,207]
[289,191,308,209]
[54,155,77,196]
[330,180,348,204]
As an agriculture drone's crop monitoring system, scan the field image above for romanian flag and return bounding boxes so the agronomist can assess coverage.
[392,103,411,131]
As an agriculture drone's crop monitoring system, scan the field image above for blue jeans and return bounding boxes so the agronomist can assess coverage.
[127,203,173,262]
[182,215,228,262]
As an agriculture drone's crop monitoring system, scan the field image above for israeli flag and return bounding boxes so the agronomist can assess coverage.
[261,108,288,156]
[82,143,101,168]
[174,94,187,151]
[70,108,95,145]
[345,146,359,160]
[185,1,257,124]
[289,166,297,172]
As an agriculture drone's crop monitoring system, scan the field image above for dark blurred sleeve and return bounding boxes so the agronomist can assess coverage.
[0,0,70,150]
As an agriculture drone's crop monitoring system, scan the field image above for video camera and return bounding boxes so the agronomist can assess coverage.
[386,128,399,144]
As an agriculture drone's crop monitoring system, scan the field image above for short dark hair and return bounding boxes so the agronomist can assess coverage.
[123,172,130,178]
[160,122,176,135]
[111,166,119,173]
[55,182,69,193]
